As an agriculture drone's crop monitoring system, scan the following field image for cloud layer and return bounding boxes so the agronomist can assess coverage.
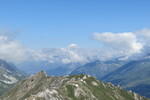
[29,44,104,64]
[0,28,104,64]
[0,28,150,64]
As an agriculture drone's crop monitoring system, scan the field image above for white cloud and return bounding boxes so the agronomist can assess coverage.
[22,28,150,64]
[0,29,29,63]
[30,44,95,64]
[60,44,87,63]
[93,32,143,56]
[29,43,118,64]
[1,28,150,64]
[135,28,150,44]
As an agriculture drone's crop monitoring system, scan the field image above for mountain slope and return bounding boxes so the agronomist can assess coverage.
[101,58,150,98]
[0,71,148,100]
[0,59,26,96]
[70,60,126,79]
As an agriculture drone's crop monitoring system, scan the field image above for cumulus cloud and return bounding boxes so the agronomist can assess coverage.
[0,28,29,63]
[93,31,144,56]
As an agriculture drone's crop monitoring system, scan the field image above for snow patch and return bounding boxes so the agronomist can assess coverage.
[2,74,18,84]
[6,69,11,73]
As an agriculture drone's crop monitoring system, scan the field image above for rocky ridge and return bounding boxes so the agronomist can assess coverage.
[0,71,149,100]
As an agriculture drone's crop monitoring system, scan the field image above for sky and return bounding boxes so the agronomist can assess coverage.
[0,0,150,48]
[0,0,150,63]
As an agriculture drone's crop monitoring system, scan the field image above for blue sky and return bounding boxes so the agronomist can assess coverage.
[0,0,150,49]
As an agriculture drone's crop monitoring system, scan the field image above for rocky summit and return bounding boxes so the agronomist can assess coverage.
[0,71,149,100]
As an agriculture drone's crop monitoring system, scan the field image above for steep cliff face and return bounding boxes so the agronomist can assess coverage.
[0,71,149,100]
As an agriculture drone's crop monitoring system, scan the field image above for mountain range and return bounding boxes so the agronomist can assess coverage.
[101,57,150,98]
[1,54,150,99]
[59,54,150,98]
[17,61,82,75]
[70,59,126,79]
[0,71,148,100]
